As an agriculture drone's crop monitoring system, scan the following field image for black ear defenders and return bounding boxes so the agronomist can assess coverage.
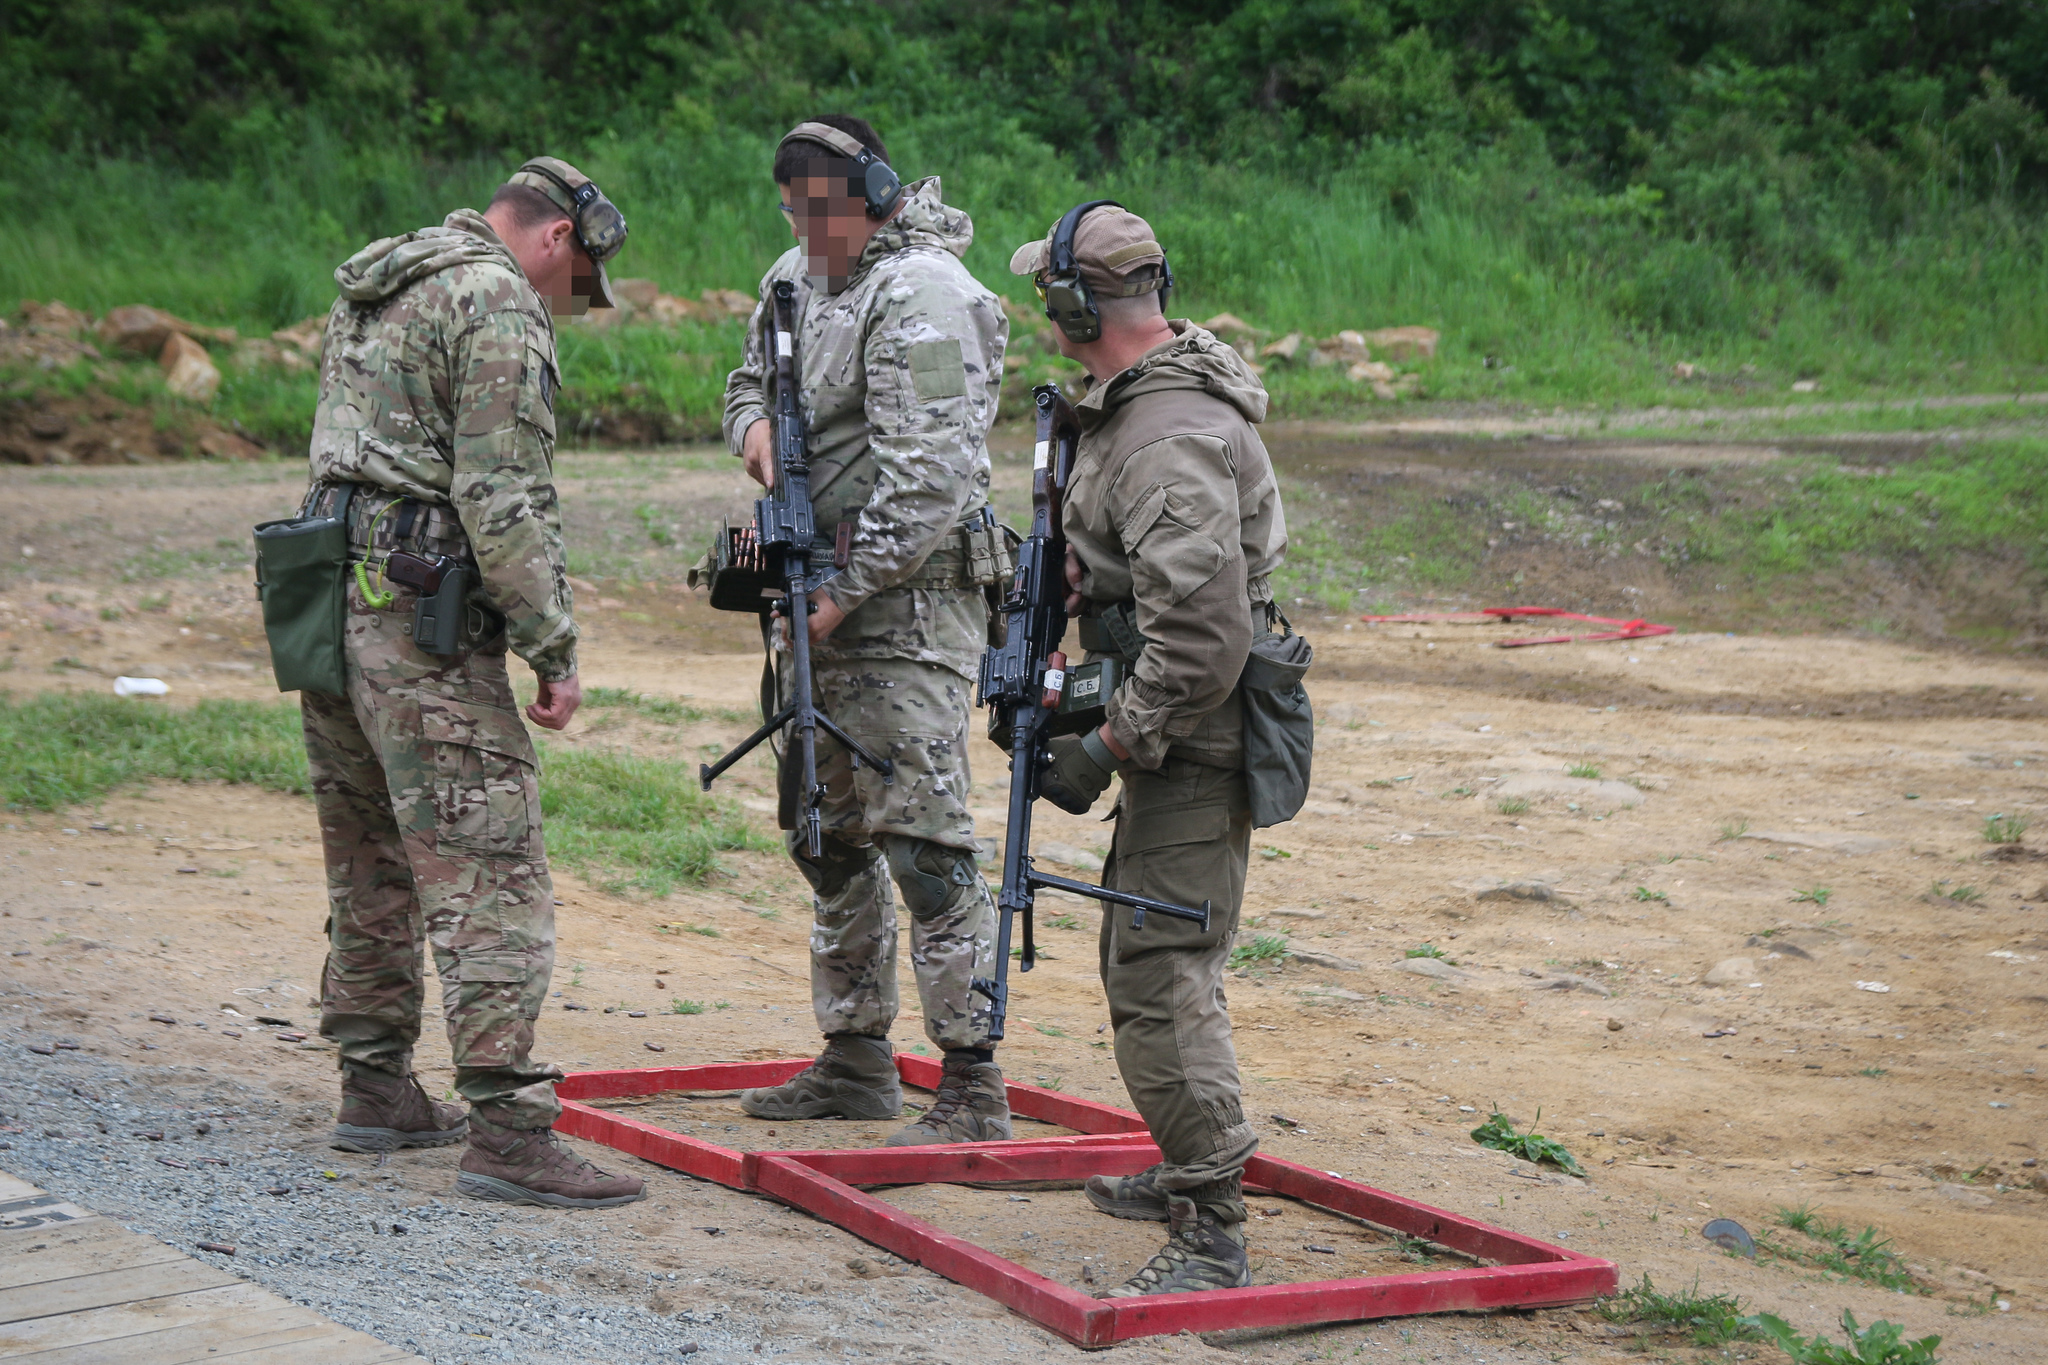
[1039,200,1175,344]
[778,122,904,220]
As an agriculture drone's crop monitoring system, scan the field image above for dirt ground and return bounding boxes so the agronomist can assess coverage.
[1,440,2044,1363]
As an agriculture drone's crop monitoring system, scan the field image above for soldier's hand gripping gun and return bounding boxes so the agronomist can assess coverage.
[698,280,891,857]
[972,385,1210,1043]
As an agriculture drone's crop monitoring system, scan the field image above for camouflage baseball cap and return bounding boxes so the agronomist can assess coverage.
[1008,205,1168,296]
[508,156,627,309]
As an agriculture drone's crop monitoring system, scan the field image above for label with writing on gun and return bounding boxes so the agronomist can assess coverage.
[697,280,890,857]
[973,384,1210,1043]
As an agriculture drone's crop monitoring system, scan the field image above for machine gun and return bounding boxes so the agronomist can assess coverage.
[698,279,891,857]
[972,384,1210,1043]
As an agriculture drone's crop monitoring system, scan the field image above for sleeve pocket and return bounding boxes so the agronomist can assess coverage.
[514,342,558,442]
[908,338,967,400]
[1128,496,1228,610]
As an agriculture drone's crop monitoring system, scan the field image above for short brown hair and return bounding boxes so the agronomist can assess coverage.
[487,182,572,231]
[773,114,889,186]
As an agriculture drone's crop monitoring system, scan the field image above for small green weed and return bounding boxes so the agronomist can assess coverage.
[1761,1206,1920,1291]
[1258,846,1292,860]
[1567,762,1603,779]
[1981,812,2028,844]
[1034,1022,1066,1037]
[1598,1274,1759,1347]
[1442,785,1474,799]
[1495,796,1530,816]
[1718,817,1750,841]
[1858,1066,1889,1078]
[1792,886,1833,906]
[1228,934,1291,969]
[683,923,721,938]
[1404,943,1451,960]
[713,999,732,1010]
[1742,1310,1940,1365]
[669,998,707,1015]
[1470,1107,1584,1176]
[1046,912,1082,930]
[569,963,586,989]
[1633,886,1669,903]
[1930,881,1981,903]
[1390,1233,1438,1266]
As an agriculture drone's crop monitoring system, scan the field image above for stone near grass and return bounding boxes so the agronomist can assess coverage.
[1288,949,1361,972]
[1260,331,1304,361]
[1363,326,1439,361]
[650,294,702,325]
[271,316,327,354]
[1347,360,1395,384]
[1200,312,1258,337]
[1267,907,1326,919]
[1475,880,1562,903]
[1396,956,1468,982]
[1702,957,1757,986]
[611,277,662,311]
[1323,330,1371,362]
[702,288,755,316]
[1492,772,1646,808]
[1740,828,1894,855]
[159,333,221,404]
[1034,841,1104,873]
[99,304,234,354]
[19,300,93,334]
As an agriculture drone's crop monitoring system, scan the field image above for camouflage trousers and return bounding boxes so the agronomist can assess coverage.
[782,653,997,1050]
[300,574,562,1128]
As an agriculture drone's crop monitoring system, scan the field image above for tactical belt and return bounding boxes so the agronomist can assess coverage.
[1078,596,1278,664]
[899,509,1012,591]
[308,485,474,565]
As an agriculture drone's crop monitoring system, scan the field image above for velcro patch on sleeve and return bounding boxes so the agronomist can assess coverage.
[907,338,968,401]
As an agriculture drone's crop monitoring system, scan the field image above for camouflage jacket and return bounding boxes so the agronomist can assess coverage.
[1066,322,1287,769]
[307,209,577,682]
[721,177,1008,678]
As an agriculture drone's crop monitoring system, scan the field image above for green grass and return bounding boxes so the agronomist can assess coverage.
[1745,1310,1940,1365]
[668,998,707,1015]
[1719,818,1751,841]
[1598,1274,1760,1348]
[1566,762,1603,779]
[1793,886,1834,906]
[1403,944,1451,960]
[1761,1206,1921,1292]
[582,686,745,726]
[0,690,767,895]
[1495,796,1530,816]
[1632,886,1670,903]
[1228,934,1291,970]
[1982,813,2030,844]
[1931,881,1983,903]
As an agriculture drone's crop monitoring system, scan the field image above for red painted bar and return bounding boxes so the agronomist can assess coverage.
[557,1060,810,1102]
[892,1054,1148,1133]
[750,1134,1158,1189]
[1246,1155,1566,1266]
[555,1099,748,1187]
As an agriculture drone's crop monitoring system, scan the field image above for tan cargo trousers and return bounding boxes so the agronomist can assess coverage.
[1098,755,1258,1221]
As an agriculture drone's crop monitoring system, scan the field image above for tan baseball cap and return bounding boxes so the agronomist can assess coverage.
[1008,205,1168,296]
[507,156,627,309]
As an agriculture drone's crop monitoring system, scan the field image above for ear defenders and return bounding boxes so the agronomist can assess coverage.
[1039,199,1175,344]
[778,122,904,220]
[516,161,628,264]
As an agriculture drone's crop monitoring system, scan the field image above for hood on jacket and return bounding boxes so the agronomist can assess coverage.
[334,209,521,303]
[852,177,974,277]
[1080,321,1270,426]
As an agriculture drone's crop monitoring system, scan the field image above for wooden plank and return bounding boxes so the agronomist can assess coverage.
[0,1219,184,1291]
[0,1173,45,1203]
[0,1259,240,1325]
[0,1192,98,1236]
[0,1282,320,1358]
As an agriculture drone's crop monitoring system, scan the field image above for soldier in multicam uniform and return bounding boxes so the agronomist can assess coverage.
[721,116,1015,1144]
[300,157,644,1207]
[1007,206,1288,1294]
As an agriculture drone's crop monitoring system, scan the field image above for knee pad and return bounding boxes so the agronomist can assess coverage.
[882,837,980,921]
[792,833,877,901]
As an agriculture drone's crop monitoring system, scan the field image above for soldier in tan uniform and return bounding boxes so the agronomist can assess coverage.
[1009,204,1289,1294]
[300,158,643,1207]
[721,116,1016,1144]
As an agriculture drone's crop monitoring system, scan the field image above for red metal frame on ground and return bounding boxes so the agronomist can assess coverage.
[554,1055,1149,1190]
[558,1057,1616,1343]
[1359,605,1674,648]
[751,1143,1617,1346]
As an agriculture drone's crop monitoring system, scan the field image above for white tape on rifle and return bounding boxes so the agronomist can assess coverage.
[1042,666,1066,695]
[1033,440,1049,470]
[777,331,793,359]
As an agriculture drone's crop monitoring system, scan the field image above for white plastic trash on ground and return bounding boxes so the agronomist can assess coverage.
[113,677,170,697]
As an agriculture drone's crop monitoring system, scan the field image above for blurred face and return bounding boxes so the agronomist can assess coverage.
[780,160,873,291]
[496,215,597,317]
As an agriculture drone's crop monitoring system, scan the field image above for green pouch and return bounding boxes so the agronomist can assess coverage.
[253,485,354,697]
[1240,622,1313,829]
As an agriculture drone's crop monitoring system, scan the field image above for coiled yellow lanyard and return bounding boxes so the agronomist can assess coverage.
[352,501,399,609]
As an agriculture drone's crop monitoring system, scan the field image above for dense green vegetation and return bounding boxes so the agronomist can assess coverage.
[5,1,2047,448]
[0,692,764,891]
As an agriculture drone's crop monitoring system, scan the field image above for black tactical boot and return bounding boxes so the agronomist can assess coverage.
[1085,1163,1170,1221]
[740,1034,903,1120]
[1100,1194,1251,1297]
[884,1050,1012,1145]
[331,1066,466,1153]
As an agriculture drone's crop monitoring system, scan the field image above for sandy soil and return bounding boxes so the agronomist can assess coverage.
[1,449,2044,1363]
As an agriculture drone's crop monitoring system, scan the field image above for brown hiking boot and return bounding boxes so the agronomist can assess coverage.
[456,1113,646,1209]
[331,1067,466,1153]
[1100,1194,1250,1297]
[884,1052,1011,1146]
[1085,1163,1170,1221]
[740,1034,902,1121]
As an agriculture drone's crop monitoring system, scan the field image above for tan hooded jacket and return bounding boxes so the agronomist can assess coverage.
[1066,322,1288,769]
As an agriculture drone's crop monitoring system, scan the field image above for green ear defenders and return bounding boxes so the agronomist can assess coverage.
[778,122,904,220]
[1039,199,1176,344]
[516,161,629,265]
